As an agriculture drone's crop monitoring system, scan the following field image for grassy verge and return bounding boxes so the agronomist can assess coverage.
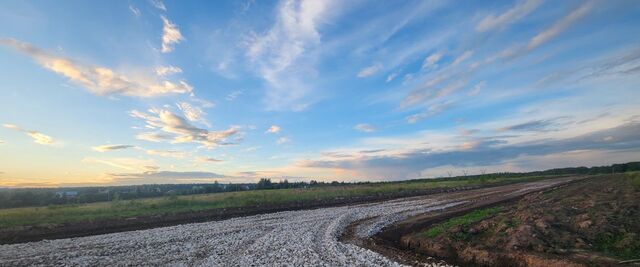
[626,171,640,188]
[0,175,556,228]
[423,206,502,239]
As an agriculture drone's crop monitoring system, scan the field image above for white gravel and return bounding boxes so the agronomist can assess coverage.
[0,178,576,267]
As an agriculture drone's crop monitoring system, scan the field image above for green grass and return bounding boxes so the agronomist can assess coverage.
[0,175,554,228]
[594,232,640,260]
[423,206,502,238]
[626,171,640,188]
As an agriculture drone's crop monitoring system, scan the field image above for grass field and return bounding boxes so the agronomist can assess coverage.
[422,206,502,239]
[0,175,562,228]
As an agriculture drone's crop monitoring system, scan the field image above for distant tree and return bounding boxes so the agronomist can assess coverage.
[257,178,273,189]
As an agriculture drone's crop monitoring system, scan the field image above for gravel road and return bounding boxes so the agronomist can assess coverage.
[0,178,577,266]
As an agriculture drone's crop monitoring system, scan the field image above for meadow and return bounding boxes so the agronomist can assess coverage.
[0,175,561,229]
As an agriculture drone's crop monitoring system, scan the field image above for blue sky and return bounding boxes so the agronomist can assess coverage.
[1,0,639,187]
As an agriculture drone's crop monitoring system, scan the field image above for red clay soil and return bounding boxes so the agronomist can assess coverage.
[399,174,640,267]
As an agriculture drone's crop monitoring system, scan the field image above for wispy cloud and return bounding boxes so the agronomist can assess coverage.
[451,50,473,66]
[467,81,485,96]
[92,144,134,152]
[421,52,443,69]
[406,101,453,124]
[277,136,291,145]
[499,117,568,132]
[83,157,158,172]
[177,102,210,127]
[301,122,640,179]
[226,90,243,101]
[150,0,166,11]
[129,5,141,16]
[3,124,55,146]
[528,1,593,50]
[160,16,184,53]
[357,63,383,78]
[354,123,376,133]
[0,38,193,97]
[386,72,399,82]
[266,125,281,134]
[246,0,337,110]
[146,149,188,158]
[107,171,232,184]
[155,65,182,76]
[195,156,223,163]
[135,132,173,142]
[476,0,543,32]
[130,108,239,148]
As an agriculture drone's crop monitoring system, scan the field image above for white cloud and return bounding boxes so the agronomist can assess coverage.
[467,81,485,96]
[0,38,193,97]
[190,96,215,108]
[476,0,543,32]
[422,52,442,69]
[130,108,239,149]
[245,0,337,110]
[146,149,188,158]
[129,5,141,16]
[528,1,593,50]
[155,65,182,76]
[226,90,243,101]
[92,144,134,152]
[452,50,473,66]
[160,16,184,53]
[176,102,210,127]
[386,72,399,82]
[195,156,223,163]
[357,63,383,78]
[83,157,158,172]
[277,136,291,145]
[354,123,376,133]
[266,125,281,134]
[3,124,55,146]
[135,132,173,142]
[406,101,453,124]
[150,0,166,11]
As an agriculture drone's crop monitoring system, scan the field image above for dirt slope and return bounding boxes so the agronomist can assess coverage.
[400,174,640,266]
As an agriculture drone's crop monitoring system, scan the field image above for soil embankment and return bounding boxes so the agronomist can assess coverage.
[368,174,640,266]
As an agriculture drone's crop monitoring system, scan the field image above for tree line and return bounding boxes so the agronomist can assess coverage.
[1,161,638,209]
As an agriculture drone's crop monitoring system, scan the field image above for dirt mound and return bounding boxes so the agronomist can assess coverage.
[402,174,640,266]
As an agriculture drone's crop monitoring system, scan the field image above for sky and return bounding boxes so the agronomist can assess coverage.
[0,0,639,187]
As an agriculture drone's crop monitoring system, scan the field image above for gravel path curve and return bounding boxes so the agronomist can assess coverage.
[0,178,576,267]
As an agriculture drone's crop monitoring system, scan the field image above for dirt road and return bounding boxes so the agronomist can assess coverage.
[0,177,580,266]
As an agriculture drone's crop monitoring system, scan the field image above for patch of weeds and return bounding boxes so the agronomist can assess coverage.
[452,231,472,241]
[594,232,640,260]
[626,172,640,189]
[423,206,502,238]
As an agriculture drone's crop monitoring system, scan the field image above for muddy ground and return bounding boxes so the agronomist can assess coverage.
[388,174,639,267]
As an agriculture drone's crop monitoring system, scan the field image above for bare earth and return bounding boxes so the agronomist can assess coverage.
[0,177,579,266]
